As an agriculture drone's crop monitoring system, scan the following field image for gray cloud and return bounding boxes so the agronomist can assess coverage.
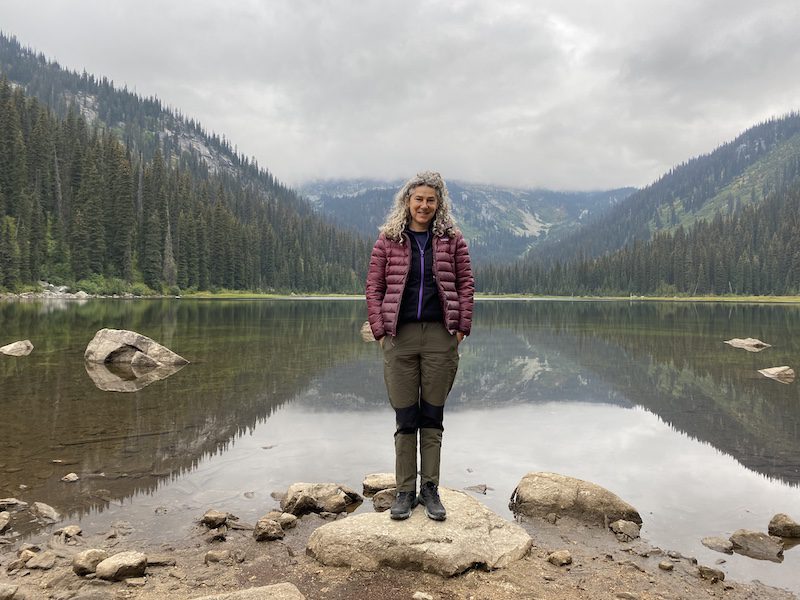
[2,0,798,189]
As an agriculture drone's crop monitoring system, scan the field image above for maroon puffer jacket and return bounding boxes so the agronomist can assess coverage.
[366,231,474,340]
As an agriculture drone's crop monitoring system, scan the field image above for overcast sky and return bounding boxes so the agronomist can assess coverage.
[2,0,799,190]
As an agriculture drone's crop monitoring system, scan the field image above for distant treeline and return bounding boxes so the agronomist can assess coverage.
[0,77,370,293]
[477,180,800,296]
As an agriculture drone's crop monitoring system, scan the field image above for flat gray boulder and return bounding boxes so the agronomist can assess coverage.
[0,340,33,356]
[191,583,305,599]
[280,482,362,516]
[729,529,784,562]
[509,472,641,527]
[85,328,188,365]
[307,488,531,576]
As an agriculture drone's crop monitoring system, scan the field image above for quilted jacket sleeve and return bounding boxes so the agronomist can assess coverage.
[365,235,388,340]
[454,233,475,335]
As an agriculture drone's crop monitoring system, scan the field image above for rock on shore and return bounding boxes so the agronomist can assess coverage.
[0,340,33,356]
[280,483,362,516]
[307,488,532,576]
[509,472,641,527]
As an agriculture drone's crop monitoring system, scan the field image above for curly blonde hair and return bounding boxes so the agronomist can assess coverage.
[379,171,459,242]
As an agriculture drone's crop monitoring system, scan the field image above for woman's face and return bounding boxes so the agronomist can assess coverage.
[407,185,438,231]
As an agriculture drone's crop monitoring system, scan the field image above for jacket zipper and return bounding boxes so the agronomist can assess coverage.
[414,231,429,320]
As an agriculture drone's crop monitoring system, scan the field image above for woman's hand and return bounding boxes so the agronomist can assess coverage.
[456,332,465,344]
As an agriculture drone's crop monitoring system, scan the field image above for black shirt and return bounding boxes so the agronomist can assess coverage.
[398,229,444,325]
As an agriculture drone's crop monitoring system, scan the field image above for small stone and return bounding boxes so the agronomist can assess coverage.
[768,513,800,538]
[413,593,434,600]
[362,473,396,495]
[547,550,572,566]
[204,550,231,564]
[31,501,60,522]
[253,518,284,541]
[658,561,674,571]
[61,472,80,483]
[464,484,489,494]
[73,549,110,576]
[0,498,27,511]
[610,520,640,542]
[545,512,558,524]
[201,509,230,528]
[27,550,57,569]
[277,513,298,530]
[701,536,733,554]
[0,584,19,600]
[126,577,147,587]
[372,488,395,512]
[205,527,227,543]
[95,551,147,580]
[616,593,639,600]
[698,565,725,581]
[0,511,10,533]
[55,524,82,539]
[0,339,34,356]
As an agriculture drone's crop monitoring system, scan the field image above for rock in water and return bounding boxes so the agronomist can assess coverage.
[372,488,395,512]
[31,501,60,522]
[768,513,800,538]
[729,529,784,562]
[701,536,734,554]
[0,340,33,356]
[723,338,771,352]
[190,583,306,599]
[95,550,147,580]
[757,366,795,384]
[307,488,531,576]
[610,519,641,542]
[362,473,396,495]
[509,472,641,527]
[84,328,189,365]
[281,482,363,515]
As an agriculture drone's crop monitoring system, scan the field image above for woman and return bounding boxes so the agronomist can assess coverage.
[365,171,474,521]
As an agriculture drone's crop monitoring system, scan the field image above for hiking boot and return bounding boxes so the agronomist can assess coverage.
[418,482,446,521]
[390,490,418,520]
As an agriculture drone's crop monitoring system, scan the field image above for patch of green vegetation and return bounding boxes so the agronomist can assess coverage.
[653,131,800,234]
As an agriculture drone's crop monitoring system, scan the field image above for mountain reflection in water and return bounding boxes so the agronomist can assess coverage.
[1,298,799,593]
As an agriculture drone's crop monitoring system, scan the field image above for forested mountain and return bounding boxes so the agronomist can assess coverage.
[478,112,800,295]
[534,112,800,263]
[478,179,800,295]
[0,33,369,293]
[301,179,635,264]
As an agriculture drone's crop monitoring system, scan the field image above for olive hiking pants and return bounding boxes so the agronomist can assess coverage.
[382,322,460,492]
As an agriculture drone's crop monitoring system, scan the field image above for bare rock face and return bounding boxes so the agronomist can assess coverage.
[73,548,110,575]
[724,338,771,352]
[0,339,33,356]
[95,550,147,580]
[280,483,363,516]
[307,488,532,576]
[729,529,784,562]
[509,472,641,527]
[85,328,189,365]
[768,513,800,538]
[191,583,306,599]
[362,473,396,495]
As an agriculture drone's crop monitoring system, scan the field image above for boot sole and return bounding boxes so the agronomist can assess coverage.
[418,495,447,521]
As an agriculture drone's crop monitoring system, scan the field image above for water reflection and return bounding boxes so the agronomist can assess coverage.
[1,299,800,593]
[84,360,187,392]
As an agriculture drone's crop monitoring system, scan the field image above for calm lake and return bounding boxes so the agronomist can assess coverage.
[1,299,799,593]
